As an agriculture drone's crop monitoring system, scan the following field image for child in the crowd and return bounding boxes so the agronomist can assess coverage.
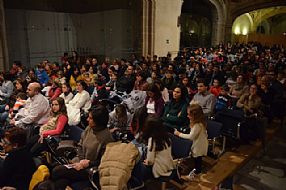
[215,85,232,112]
[9,92,27,119]
[174,104,208,176]
[209,78,222,97]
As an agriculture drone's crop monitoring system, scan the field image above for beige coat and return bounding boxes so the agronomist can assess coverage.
[99,142,139,190]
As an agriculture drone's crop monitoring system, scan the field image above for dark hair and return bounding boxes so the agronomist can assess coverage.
[131,106,148,135]
[76,80,88,91]
[147,83,162,100]
[197,78,209,87]
[115,104,128,128]
[14,78,28,91]
[62,83,72,92]
[4,127,27,147]
[137,70,148,81]
[16,92,27,100]
[51,97,67,116]
[142,116,171,151]
[3,72,13,81]
[173,84,188,102]
[153,79,164,91]
[90,105,109,129]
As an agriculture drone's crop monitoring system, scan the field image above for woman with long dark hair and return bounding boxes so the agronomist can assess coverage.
[30,97,68,156]
[141,116,174,179]
[162,84,189,132]
[145,83,164,117]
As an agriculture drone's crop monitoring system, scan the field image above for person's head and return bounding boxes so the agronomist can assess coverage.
[197,79,208,93]
[88,105,109,130]
[92,58,98,65]
[52,78,61,88]
[236,75,244,84]
[2,127,27,153]
[181,77,189,86]
[260,82,269,91]
[151,71,158,80]
[142,116,171,151]
[249,84,258,95]
[15,78,27,91]
[26,82,41,98]
[61,83,71,93]
[131,106,148,134]
[51,97,67,116]
[136,70,148,82]
[16,92,27,101]
[76,80,87,92]
[153,79,164,91]
[165,70,173,79]
[108,66,116,76]
[115,104,128,127]
[220,85,229,96]
[108,72,117,82]
[212,79,220,87]
[2,72,12,81]
[125,65,134,75]
[172,84,187,102]
[147,83,161,100]
[187,104,206,126]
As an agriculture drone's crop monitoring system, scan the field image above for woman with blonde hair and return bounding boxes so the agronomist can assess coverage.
[174,103,208,175]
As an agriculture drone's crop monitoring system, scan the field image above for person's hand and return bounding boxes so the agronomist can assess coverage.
[79,159,90,168]
[174,129,180,136]
[38,135,44,144]
[9,118,15,126]
[4,105,9,111]
[143,159,149,165]
[109,128,118,133]
[70,162,84,171]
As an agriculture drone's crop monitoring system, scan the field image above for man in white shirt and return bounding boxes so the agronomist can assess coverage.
[10,82,50,128]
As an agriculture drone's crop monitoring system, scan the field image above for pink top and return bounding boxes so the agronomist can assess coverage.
[42,114,68,137]
[48,87,62,101]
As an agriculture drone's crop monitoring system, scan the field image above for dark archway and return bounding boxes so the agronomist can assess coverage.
[180,0,214,48]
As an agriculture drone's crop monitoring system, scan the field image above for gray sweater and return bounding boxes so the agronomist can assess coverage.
[78,127,114,165]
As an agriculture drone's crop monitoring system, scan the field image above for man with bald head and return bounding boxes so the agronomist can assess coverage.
[10,82,50,129]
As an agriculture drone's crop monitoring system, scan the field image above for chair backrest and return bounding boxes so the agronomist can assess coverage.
[69,125,84,142]
[29,165,50,190]
[207,120,223,139]
[170,134,193,159]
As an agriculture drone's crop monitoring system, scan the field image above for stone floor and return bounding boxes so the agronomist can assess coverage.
[234,126,286,190]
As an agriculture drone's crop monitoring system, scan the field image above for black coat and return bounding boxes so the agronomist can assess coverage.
[0,147,36,190]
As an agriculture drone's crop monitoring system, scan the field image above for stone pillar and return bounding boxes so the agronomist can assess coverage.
[153,0,183,57]
[0,0,9,71]
[142,0,155,57]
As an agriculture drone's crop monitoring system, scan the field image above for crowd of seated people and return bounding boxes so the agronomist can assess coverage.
[0,42,285,189]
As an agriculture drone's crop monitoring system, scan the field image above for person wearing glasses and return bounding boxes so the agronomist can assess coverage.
[0,127,36,190]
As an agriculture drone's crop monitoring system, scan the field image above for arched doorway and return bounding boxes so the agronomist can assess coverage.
[180,0,214,48]
[231,6,286,46]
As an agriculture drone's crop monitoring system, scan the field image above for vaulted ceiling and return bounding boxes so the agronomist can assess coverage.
[4,0,136,13]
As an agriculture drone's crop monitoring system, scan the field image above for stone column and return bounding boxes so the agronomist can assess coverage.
[152,0,183,57]
[0,0,9,71]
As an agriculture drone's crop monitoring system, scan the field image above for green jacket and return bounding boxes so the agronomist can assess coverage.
[162,100,189,129]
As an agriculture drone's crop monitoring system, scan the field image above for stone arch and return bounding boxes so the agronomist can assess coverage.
[231,1,286,22]
[208,0,227,45]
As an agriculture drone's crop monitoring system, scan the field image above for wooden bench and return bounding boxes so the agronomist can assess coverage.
[184,126,278,190]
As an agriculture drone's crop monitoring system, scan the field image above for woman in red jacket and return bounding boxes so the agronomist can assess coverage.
[30,97,68,156]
